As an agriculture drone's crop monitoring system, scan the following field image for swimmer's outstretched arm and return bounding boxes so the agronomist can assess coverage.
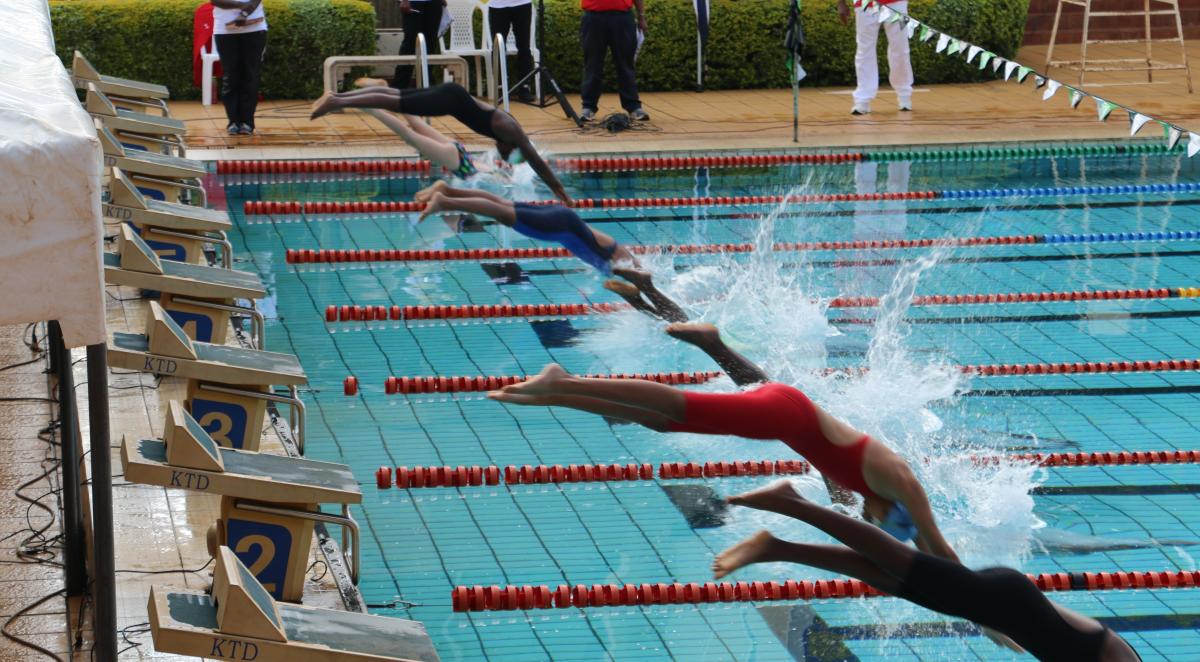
[491,114,571,205]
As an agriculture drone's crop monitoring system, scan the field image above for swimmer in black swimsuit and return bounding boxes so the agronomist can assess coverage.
[415,181,634,274]
[713,480,1142,661]
[311,83,570,204]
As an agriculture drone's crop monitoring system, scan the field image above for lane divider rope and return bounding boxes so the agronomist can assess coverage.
[362,359,1200,397]
[373,450,1200,490]
[449,570,1200,612]
[214,143,1174,177]
[323,287,1197,323]
[248,182,1200,216]
[284,231,1200,265]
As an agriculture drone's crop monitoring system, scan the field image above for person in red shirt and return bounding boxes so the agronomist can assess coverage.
[580,0,649,122]
[837,0,913,115]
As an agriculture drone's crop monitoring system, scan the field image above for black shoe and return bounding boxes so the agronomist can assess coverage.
[227,123,240,135]
[238,123,254,135]
[579,108,597,122]
[630,108,650,122]
[515,88,535,103]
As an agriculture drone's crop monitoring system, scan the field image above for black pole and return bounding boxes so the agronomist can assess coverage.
[506,0,580,124]
[49,322,87,596]
[86,343,117,659]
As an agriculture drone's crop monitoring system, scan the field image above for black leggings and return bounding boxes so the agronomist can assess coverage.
[395,84,497,140]
[215,30,267,128]
[393,1,443,88]
[897,554,1110,661]
[489,3,533,89]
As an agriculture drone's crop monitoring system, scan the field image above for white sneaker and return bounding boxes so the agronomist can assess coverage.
[851,103,871,115]
[898,99,913,112]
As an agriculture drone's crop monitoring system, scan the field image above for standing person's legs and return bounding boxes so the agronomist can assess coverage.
[883,1,913,109]
[510,3,534,94]
[238,31,267,130]
[580,11,607,113]
[609,11,642,112]
[215,33,246,129]
[852,6,882,110]
[394,9,420,88]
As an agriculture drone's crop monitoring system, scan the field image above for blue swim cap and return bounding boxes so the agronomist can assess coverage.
[877,503,918,542]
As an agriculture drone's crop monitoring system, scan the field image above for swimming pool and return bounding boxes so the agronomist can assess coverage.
[223,144,1200,661]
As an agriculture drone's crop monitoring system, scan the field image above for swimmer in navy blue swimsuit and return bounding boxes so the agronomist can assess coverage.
[416,181,633,274]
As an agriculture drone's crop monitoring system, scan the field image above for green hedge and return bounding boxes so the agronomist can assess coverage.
[50,0,375,100]
[536,0,1027,91]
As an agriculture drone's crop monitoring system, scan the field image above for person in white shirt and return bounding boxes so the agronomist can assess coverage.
[837,0,913,115]
[488,0,534,102]
[210,0,268,135]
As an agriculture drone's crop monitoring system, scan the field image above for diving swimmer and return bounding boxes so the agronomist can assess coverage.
[310,82,571,204]
[714,480,1141,661]
[417,181,636,274]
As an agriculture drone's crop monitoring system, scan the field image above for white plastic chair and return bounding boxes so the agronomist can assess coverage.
[201,33,220,106]
[482,0,541,101]
[441,0,489,95]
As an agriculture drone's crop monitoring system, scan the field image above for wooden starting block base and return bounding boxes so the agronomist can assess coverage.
[105,168,230,234]
[102,252,264,301]
[99,124,203,181]
[88,85,186,138]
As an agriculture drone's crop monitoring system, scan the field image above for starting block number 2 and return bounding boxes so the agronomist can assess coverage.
[226,519,291,599]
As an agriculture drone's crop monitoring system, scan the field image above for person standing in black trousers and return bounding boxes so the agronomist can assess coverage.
[580,0,648,122]
[488,0,534,102]
[393,0,446,89]
[210,0,267,135]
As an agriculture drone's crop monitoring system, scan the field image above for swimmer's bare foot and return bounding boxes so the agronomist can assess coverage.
[354,77,389,88]
[604,279,641,300]
[727,478,805,512]
[500,363,569,397]
[613,267,653,290]
[310,92,341,120]
[665,322,721,350]
[713,530,780,579]
[418,192,447,221]
[415,180,449,205]
[487,391,550,406]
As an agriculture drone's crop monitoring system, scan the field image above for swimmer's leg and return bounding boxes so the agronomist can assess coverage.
[362,109,460,171]
[401,114,455,145]
[420,191,515,224]
[712,531,902,592]
[494,364,687,421]
[603,280,662,319]
[311,87,402,119]
[666,323,769,386]
[727,479,917,582]
[489,392,672,432]
[614,268,687,323]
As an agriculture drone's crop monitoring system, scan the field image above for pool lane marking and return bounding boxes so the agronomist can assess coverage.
[321,286,1199,323]
[371,451,1200,491]
[284,230,1200,265]
[448,569,1200,612]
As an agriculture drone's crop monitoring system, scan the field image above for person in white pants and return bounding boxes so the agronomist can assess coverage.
[838,0,913,115]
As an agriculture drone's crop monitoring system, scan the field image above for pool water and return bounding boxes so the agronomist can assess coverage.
[225,146,1200,661]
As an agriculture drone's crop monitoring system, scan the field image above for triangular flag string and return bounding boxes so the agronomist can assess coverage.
[878,6,1197,157]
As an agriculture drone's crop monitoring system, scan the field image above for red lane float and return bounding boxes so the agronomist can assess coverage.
[249,191,939,217]
[381,370,723,395]
[552,153,864,172]
[378,451,1200,490]
[323,288,1177,323]
[285,234,1034,264]
[451,570,1200,611]
[218,159,432,175]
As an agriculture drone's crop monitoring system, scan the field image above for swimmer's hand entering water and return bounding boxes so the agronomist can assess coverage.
[982,627,1024,654]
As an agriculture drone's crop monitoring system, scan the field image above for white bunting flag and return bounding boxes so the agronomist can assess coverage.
[1129,112,1152,136]
[906,20,918,39]
[967,45,981,63]
[1165,124,1183,150]
[992,56,1005,72]
[1042,80,1061,100]
[1189,133,1200,158]
[936,33,950,53]
[1003,61,1019,80]
[1095,97,1116,121]
[1069,89,1084,109]
[1034,75,1046,88]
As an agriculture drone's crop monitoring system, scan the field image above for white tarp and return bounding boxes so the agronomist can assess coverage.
[0,0,104,347]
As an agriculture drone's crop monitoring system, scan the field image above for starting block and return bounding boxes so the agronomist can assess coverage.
[99,123,206,206]
[72,51,171,116]
[106,168,231,266]
[106,225,265,347]
[87,84,186,156]
[124,402,361,601]
[109,301,307,452]
[148,546,439,661]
